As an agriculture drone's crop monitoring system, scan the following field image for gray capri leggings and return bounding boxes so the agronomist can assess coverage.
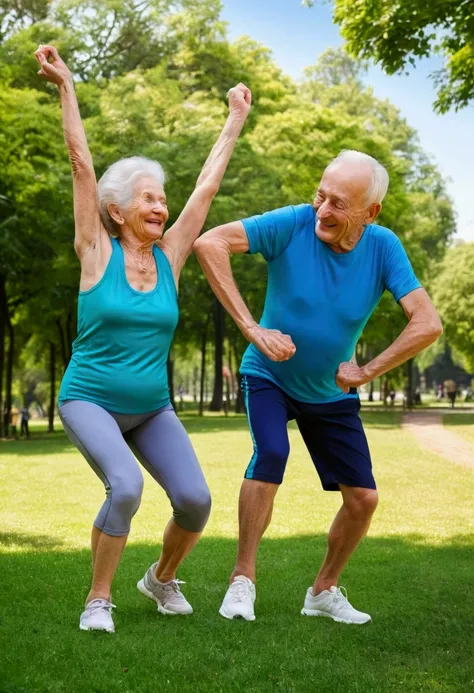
[59,400,211,536]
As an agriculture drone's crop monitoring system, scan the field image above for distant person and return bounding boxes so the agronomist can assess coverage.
[20,407,30,438]
[389,389,396,407]
[445,379,457,408]
[34,43,251,634]
[10,407,19,438]
[414,387,422,405]
[436,383,444,401]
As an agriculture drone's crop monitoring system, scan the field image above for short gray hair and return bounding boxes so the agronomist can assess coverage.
[98,156,166,235]
[326,150,389,205]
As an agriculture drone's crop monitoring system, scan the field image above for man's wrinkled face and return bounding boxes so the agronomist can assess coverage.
[313,163,379,251]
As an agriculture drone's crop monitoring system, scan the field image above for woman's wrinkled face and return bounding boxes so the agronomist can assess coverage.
[120,176,169,242]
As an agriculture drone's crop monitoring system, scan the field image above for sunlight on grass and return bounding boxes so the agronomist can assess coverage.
[1,412,473,554]
[442,414,474,445]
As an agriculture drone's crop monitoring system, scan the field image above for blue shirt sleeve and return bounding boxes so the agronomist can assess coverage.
[383,235,422,302]
[242,206,299,261]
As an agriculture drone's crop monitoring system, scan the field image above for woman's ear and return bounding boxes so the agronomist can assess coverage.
[108,203,124,226]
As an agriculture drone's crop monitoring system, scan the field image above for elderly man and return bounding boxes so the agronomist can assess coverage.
[194,150,442,624]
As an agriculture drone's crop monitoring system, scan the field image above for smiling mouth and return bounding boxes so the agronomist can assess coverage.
[319,220,337,228]
[146,219,163,225]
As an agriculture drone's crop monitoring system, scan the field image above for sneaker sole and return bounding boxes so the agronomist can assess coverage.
[300,608,371,624]
[79,623,115,633]
[137,578,193,616]
[218,606,256,622]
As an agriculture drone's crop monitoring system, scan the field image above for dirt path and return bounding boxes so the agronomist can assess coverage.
[402,412,474,471]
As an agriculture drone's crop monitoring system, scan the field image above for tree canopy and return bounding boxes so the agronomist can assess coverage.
[303,0,474,113]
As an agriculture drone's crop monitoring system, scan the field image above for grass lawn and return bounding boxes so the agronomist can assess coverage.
[442,414,474,445]
[1,411,473,693]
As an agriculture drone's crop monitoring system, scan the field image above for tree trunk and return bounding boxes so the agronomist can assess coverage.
[0,274,6,437]
[228,344,234,405]
[233,344,244,413]
[66,310,74,364]
[199,322,208,416]
[4,310,14,437]
[56,319,69,370]
[167,353,176,410]
[406,358,414,408]
[209,299,224,411]
[193,366,198,404]
[48,342,56,433]
[368,379,374,402]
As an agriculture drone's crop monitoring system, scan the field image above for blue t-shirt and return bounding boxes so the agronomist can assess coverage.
[240,204,421,404]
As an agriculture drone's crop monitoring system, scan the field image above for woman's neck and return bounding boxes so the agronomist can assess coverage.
[120,232,155,254]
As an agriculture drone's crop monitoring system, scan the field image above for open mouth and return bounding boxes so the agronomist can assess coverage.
[146,219,163,226]
[319,220,337,229]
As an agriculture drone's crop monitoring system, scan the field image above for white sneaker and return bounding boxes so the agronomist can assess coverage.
[79,598,116,633]
[301,586,371,624]
[137,563,193,615]
[219,576,256,621]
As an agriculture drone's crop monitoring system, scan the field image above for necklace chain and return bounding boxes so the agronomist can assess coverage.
[121,243,154,273]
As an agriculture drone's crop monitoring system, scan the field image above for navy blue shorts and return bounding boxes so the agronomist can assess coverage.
[241,375,375,491]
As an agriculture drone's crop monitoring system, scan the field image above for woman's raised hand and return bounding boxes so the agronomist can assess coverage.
[227,83,252,122]
[34,45,71,87]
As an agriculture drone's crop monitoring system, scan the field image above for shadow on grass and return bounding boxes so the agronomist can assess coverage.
[442,414,474,427]
[0,532,66,550]
[1,532,473,693]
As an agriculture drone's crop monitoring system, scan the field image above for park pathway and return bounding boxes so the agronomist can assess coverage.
[402,411,474,471]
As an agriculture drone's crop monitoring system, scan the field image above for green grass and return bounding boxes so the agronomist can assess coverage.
[1,412,474,693]
[442,414,474,445]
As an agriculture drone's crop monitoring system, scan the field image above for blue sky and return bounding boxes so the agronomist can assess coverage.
[221,0,474,242]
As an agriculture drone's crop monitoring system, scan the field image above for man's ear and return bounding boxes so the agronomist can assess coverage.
[365,202,381,224]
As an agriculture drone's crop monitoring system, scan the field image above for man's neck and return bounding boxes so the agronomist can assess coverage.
[328,224,366,254]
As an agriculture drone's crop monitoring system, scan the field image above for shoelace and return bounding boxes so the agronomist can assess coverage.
[86,598,116,613]
[229,579,252,603]
[332,586,348,603]
[160,579,186,600]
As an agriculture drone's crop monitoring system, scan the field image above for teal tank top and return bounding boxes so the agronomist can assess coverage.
[58,238,179,414]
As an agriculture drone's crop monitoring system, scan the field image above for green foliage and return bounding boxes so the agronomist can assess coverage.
[304,0,474,113]
[0,3,456,406]
[432,243,474,371]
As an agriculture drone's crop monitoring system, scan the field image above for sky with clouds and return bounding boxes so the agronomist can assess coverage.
[221,0,474,243]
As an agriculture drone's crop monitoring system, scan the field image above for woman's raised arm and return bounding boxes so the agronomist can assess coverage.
[35,45,105,258]
[162,83,251,281]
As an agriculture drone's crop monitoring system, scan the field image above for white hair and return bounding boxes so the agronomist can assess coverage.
[326,150,389,205]
[97,156,166,235]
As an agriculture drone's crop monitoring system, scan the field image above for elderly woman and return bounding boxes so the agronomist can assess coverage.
[34,44,251,633]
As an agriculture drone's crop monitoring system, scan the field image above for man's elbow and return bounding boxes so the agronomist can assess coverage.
[193,232,217,260]
[193,234,209,255]
[426,315,443,342]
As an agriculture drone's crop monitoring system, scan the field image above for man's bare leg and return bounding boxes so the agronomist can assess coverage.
[312,485,378,594]
[230,479,279,584]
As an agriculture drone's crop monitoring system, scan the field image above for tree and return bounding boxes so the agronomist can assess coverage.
[432,243,474,371]
[303,0,474,113]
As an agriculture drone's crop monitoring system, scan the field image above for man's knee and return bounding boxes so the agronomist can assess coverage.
[172,486,212,532]
[343,488,378,520]
[250,441,289,481]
